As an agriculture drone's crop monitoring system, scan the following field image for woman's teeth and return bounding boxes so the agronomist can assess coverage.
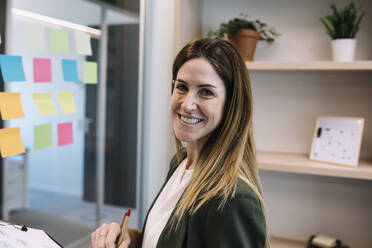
[180,115,202,124]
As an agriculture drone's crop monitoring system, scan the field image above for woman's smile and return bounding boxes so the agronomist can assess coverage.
[178,114,204,125]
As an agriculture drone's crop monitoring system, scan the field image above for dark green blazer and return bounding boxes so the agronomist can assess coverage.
[140,155,267,248]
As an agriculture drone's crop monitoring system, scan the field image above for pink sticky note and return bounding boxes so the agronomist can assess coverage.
[33,58,51,82]
[57,122,73,146]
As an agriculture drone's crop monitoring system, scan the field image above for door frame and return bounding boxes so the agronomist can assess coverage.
[0,0,7,219]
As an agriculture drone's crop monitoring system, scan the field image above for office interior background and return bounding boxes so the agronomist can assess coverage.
[0,0,371,247]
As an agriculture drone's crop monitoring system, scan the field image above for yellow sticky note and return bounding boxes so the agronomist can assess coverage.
[0,127,25,158]
[57,92,77,114]
[0,92,25,120]
[32,93,57,115]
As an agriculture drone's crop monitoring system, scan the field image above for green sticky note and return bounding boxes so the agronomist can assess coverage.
[34,123,52,150]
[84,61,98,84]
[51,29,69,53]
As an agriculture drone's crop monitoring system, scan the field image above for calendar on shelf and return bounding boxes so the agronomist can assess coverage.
[309,116,364,167]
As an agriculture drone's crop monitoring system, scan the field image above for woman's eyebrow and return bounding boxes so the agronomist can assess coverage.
[174,79,187,84]
[175,79,216,88]
[198,84,216,88]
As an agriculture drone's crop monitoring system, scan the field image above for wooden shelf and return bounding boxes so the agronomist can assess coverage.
[257,151,372,180]
[246,61,372,71]
[270,236,306,248]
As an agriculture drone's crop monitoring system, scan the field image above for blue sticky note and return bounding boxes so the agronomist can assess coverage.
[61,59,78,82]
[0,55,26,82]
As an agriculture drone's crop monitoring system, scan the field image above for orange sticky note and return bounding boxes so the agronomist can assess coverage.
[0,127,25,158]
[0,92,25,120]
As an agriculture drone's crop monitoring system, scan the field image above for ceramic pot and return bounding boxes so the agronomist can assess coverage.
[227,29,260,61]
[331,39,356,62]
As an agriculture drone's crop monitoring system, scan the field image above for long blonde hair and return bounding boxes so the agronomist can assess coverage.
[171,38,268,247]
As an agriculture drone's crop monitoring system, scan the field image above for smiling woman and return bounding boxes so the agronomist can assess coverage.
[92,38,269,248]
[170,58,226,156]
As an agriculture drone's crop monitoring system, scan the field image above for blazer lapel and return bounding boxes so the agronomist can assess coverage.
[156,208,188,248]
[140,176,170,246]
[140,152,187,246]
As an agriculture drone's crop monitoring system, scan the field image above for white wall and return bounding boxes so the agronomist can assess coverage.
[175,0,202,52]
[201,0,372,247]
[203,0,372,61]
[140,0,177,223]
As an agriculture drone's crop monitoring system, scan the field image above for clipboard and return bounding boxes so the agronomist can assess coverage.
[0,220,63,248]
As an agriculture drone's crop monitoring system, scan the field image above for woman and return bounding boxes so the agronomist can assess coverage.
[91,38,269,248]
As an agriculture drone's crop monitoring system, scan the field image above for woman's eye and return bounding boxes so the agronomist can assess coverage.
[200,89,214,97]
[175,84,187,92]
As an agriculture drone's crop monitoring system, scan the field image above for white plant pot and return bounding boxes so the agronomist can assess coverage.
[331,39,357,62]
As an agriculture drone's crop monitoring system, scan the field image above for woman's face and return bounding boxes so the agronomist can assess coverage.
[170,58,226,148]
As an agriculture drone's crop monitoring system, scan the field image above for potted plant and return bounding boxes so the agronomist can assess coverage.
[320,1,365,61]
[208,14,280,61]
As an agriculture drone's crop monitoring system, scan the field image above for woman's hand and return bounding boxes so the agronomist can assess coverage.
[91,222,131,248]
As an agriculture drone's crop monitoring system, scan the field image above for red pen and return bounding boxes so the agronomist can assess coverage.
[116,209,131,247]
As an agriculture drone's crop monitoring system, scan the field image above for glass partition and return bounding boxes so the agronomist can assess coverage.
[0,0,141,246]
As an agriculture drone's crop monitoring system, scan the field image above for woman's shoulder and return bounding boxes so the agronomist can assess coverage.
[189,179,267,247]
[235,178,261,202]
[201,178,262,213]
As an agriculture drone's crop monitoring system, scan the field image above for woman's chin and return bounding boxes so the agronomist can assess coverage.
[175,133,195,143]
[176,137,193,143]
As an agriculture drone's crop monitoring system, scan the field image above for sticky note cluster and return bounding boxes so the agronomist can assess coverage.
[0,90,77,157]
[61,59,98,83]
[33,122,74,151]
[32,92,77,115]
[1,23,98,84]
[0,91,77,119]
[0,24,96,158]
[0,121,74,157]
[0,54,98,84]
[25,23,93,56]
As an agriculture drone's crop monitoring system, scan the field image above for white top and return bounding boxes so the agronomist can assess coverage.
[142,159,193,248]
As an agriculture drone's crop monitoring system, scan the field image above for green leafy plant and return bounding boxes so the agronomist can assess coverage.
[320,1,365,39]
[208,14,280,44]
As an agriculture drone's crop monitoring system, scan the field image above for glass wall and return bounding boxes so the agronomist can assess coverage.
[0,0,141,246]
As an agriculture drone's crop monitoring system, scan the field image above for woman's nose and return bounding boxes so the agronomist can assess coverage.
[181,93,197,111]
